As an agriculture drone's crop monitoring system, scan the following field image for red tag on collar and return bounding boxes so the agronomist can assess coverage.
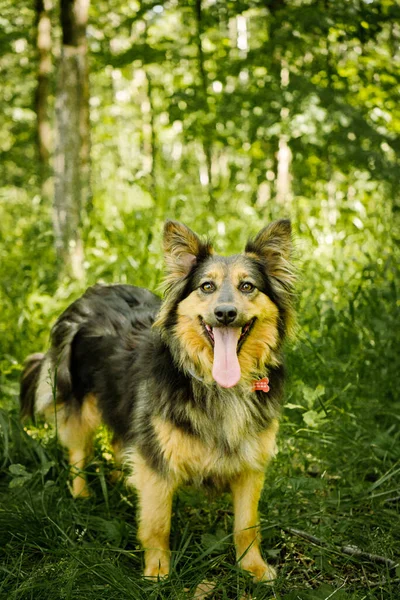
[251,377,270,392]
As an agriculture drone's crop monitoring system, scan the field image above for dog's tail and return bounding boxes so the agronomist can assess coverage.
[20,353,45,420]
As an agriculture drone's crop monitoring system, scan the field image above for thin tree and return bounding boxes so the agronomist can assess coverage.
[35,0,52,197]
[53,0,90,280]
[194,0,214,211]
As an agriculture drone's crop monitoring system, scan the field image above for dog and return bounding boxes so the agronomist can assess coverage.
[20,219,295,582]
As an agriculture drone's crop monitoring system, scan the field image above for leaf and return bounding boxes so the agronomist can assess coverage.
[303,410,327,428]
[9,464,29,476]
[303,385,325,408]
[201,529,229,554]
[9,476,32,488]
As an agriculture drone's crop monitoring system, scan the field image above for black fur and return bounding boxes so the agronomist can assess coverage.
[58,285,161,434]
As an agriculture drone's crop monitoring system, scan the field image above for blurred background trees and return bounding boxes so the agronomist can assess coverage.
[0,0,398,364]
[1,2,399,596]
[0,0,399,362]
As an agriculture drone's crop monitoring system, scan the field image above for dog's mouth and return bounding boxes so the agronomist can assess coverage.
[200,318,255,349]
[199,317,256,389]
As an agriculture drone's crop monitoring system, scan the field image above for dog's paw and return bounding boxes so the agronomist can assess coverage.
[143,564,169,580]
[242,560,277,584]
[70,477,91,499]
[143,550,170,580]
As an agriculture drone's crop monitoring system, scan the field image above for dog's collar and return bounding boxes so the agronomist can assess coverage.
[251,377,270,393]
[187,369,270,393]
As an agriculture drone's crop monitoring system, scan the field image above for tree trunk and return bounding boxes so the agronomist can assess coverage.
[275,133,292,205]
[35,0,52,196]
[144,68,157,202]
[194,0,214,210]
[275,65,292,208]
[53,0,90,280]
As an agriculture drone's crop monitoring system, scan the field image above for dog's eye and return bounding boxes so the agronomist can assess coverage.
[200,282,215,293]
[240,282,255,293]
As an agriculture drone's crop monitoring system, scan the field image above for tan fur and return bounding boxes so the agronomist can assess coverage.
[258,418,279,459]
[44,393,102,497]
[230,264,257,287]
[238,296,280,380]
[126,417,279,578]
[229,420,279,582]
[198,266,224,284]
[109,437,124,483]
[111,437,124,464]
[161,221,213,290]
[151,416,279,483]
[230,470,276,582]
[175,306,214,381]
[126,452,176,578]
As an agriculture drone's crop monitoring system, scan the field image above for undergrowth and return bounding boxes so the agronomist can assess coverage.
[1,229,399,600]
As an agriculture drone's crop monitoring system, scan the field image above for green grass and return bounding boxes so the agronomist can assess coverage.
[1,240,399,600]
[1,401,399,599]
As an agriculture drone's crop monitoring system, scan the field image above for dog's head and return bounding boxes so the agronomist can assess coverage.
[154,220,295,388]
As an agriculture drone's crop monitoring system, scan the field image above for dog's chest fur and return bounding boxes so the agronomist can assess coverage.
[132,382,278,485]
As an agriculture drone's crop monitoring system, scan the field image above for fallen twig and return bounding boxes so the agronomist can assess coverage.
[340,545,398,570]
[284,527,328,547]
[284,527,398,570]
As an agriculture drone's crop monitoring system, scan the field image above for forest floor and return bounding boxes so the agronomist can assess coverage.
[0,385,399,600]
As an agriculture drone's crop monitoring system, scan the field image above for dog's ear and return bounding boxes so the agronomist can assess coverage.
[163,220,212,278]
[245,219,294,289]
[247,219,292,260]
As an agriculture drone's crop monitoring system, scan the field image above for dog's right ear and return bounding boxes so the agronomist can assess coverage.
[163,221,212,279]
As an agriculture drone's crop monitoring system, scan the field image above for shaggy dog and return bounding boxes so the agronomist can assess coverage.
[20,220,295,582]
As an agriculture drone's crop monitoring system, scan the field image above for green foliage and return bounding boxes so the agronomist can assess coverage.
[1,0,400,597]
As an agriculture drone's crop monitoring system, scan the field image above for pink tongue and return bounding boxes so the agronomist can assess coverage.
[212,327,241,388]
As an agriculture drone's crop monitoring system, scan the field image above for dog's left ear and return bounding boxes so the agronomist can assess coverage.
[163,220,212,279]
[245,219,293,288]
[246,219,291,259]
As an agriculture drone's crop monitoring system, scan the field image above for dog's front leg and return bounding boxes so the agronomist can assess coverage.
[131,456,176,579]
[230,469,276,583]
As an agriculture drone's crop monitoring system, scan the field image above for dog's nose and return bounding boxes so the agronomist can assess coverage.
[214,305,238,325]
